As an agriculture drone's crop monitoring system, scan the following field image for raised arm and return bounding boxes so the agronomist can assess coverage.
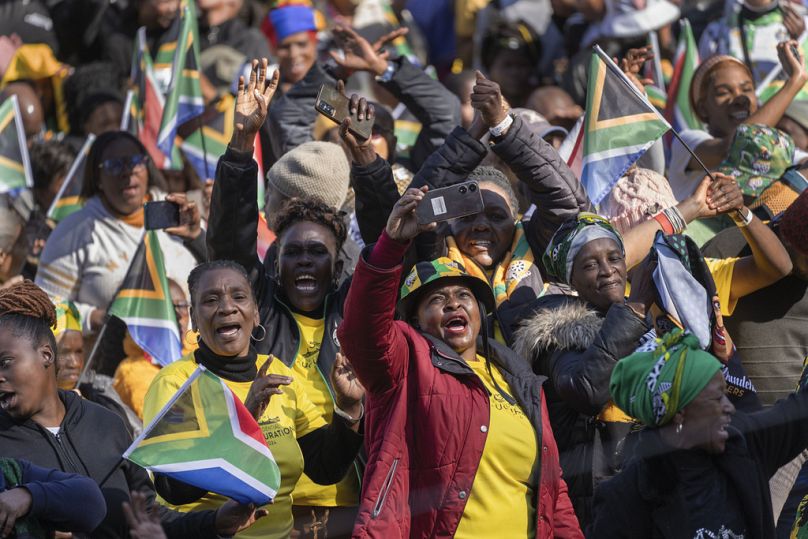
[208,60,279,295]
[337,188,436,394]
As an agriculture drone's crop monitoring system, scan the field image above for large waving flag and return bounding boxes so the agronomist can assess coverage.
[0,95,32,194]
[664,19,703,132]
[129,29,168,168]
[157,2,204,170]
[582,46,672,205]
[180,94,234,181]
[47,134,95,223]
[108,231,181,366]
[124,365,281,505]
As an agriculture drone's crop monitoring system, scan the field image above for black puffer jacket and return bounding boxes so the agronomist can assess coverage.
[512,294,649,527]
[589,383,808,538]
[0,390,218,539]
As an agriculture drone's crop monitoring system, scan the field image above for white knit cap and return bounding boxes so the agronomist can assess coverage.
[266,141,350,210]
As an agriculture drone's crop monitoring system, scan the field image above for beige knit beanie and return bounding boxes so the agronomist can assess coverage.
[266,141,350,210]
[600,167,678,235]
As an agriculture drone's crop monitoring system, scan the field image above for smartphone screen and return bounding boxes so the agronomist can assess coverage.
[144,201,180,230]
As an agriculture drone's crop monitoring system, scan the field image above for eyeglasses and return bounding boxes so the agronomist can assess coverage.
[99,154,149,176]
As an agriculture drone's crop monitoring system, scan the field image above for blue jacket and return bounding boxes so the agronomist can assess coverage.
[1,458,106,533]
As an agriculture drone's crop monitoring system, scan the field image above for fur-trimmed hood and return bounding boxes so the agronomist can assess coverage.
[514,296,604,360]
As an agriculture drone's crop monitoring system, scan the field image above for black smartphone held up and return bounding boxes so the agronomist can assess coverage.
[144,201,180,230]
[415,181,485,225]
[315,84,374,140]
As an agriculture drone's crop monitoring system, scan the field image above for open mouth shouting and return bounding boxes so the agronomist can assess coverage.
[0,390,16,411]
[442,313,470,338]
[215,322,242,342]
[294,274,318,294]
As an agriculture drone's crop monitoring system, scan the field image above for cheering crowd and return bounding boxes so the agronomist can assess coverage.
[4,0,808,536]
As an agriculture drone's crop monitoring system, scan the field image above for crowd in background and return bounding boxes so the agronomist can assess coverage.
[3,0,808,536]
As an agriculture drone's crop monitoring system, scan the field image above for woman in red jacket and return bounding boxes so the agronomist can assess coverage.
[338,187,582,538]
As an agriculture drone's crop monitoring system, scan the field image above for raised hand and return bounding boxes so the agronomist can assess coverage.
[330,352,364,413]
[337,80,377,166]
[782,1,806,40]
[231,58,280,153]
[164,192,201,241]
[244,358,292,420]
[680,174,744,222]
[330,25,409,77]
[778,39,808,84]
[385,186,436,242]
[470,71,509,129]
[619,46,654,94]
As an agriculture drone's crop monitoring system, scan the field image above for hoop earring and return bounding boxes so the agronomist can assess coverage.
[252,324,267,342]
[195,331,202,344]
[675,422,683,435]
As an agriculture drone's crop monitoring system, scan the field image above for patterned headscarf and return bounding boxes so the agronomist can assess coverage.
[610,330,722,427]
[53,299,81,342]
[543,212,624,285]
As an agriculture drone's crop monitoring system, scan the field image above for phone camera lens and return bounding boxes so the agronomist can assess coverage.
[459,186,467,194]
[469,183,477,192]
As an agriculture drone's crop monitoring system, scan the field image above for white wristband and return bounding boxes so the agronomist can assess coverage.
[733,207,754,227]
[489,114,514,138]
[334,402,364,424]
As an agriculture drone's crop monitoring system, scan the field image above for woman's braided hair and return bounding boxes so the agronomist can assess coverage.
[0,280,58,355]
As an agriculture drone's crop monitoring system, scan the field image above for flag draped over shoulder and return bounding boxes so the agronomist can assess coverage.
[124,365,281,505]
[157,1,204,170]
[0,95,32,194]
[108,231,181,366]
[47,134,95,223]
[665,19,703,132]
[581,46,671,205]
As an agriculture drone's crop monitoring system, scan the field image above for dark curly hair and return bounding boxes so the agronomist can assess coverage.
[187,260,256,309]
[481,20,542,72]
[272,197,348,252]
[0,280,58,355]
[63,62,124,136]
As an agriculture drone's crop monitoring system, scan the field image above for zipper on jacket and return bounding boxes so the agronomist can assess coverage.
[371,458,399,519]
[53,431,83,474]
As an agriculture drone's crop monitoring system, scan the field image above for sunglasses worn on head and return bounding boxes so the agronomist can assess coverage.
[99,154,149,175]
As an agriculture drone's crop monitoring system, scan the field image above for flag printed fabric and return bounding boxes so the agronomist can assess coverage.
[47,134,95,223]
[157,1,205,170]
[180,94,234,181]
[581,46,672,205]
[664,19,703,132]
[124,365,281,505]
[0,95,32,194]
[129,29,167,168]
[108,231,182,366]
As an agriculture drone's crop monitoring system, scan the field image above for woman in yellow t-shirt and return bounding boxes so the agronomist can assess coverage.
[143,260,364,539]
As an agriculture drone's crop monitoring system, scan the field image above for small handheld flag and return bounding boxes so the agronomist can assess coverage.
[47,134,95,223]
[108,231,182,366]
[0,95,32,194]
[129,28,167,168]
[581,46,672,205]
[124,365,281,505]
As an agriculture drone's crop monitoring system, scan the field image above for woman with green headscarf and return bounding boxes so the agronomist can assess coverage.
[589,330,808,538]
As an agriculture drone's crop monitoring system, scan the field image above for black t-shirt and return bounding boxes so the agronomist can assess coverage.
[675,450,747,538]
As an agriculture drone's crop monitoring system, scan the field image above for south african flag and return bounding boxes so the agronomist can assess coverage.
[0,95,32,194]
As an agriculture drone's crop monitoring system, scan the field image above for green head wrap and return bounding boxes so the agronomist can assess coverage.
[543,212,624,285]
[610,330,722,427]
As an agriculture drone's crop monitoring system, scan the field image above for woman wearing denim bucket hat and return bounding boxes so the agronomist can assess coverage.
[338,186,582,538]
[590,330,808,538]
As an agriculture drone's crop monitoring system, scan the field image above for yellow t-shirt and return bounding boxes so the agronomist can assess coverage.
[705,257,740,317]
[454,356,538,539]
[289,313,360,507]
[142,353,326,539]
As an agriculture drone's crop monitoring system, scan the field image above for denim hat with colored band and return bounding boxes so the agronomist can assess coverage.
[398,258,495,320]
